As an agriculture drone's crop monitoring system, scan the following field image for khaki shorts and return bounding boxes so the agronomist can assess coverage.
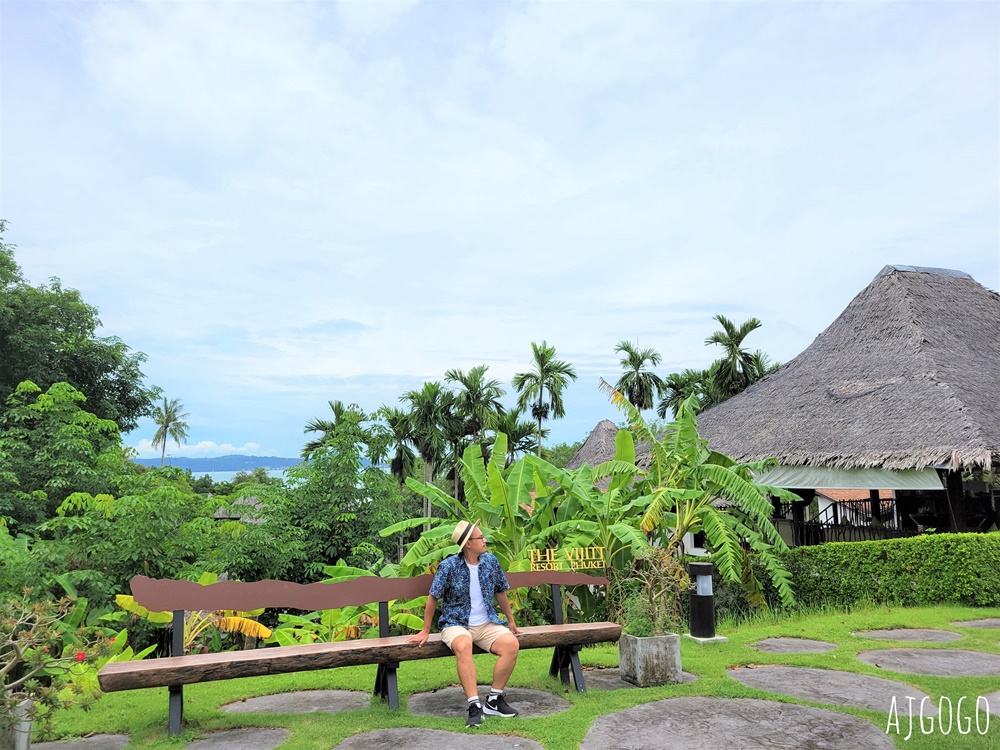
[441,622,512,654]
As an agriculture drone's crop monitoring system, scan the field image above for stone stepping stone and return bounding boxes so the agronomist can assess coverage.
[221,689,369,713]
[407,685,570,718]
[854,628,961,642]
[186,728,290,750]
[583,666,697,689]
[983,690,1000,717]
[32,737,130,750]
[857,648,1000,676]
[753,637,837,653]
[580,697,895,749]
[951,618,1000,629]
[727,665,936,714]
[333,728,543,749]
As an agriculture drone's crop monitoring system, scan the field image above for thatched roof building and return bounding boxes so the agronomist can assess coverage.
[697,265,1000,473]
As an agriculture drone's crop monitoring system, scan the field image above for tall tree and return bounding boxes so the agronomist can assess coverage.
[0,221,159,432]
[657,368,710,419]
[512,341,578,457]
[705,314,763,399]
[444,364,506,446]
[302,400,364,458]
[376,406,417,487]
[401,382,453,519]
[613,341,665,411]
[151,397,190,467]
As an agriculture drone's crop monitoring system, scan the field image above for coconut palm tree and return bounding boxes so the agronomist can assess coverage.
[613,340,665,411]
[705,314,763,399]
[444,364,506,447]
[302,400,363,458]
[151,397,190,467]
[512,341,577,457]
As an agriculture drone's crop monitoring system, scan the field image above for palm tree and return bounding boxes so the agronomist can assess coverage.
[512,341,578,457]
[302,400,363,458]
[657,368,709,419]
[493,411,545,467]
[152,397,190,467]
[613,340,665,411]
[704,314,763,399]
[445,364,506,447]
[377,406,417,487]
[401,382,452,520]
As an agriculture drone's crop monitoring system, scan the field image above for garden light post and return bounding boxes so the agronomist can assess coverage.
[688,561,726,642]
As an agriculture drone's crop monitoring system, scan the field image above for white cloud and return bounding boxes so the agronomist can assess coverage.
[132,439,262,459]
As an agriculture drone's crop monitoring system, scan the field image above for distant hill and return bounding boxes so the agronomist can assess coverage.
[133,455,301,472]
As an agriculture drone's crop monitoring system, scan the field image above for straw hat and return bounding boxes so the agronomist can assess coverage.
[451,520,480,551]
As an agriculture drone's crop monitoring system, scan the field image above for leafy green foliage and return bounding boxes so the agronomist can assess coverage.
[0,382,123,532]
[781,532,1000,608]
[613,340,665,412]
[0,223,158,433]
[600,378,797,614]
[512,340,578,456]
[285,406,404,580]
[150,397,189,467]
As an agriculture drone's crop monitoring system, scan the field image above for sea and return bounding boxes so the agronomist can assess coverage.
[195,468,290,483]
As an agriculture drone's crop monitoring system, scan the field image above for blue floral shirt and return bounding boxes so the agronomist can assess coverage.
[429,552,510,629]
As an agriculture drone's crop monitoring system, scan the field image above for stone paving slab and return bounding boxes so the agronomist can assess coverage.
[853,628,961,642]
[727,665,936,714]
[333,727,543,749]
[951,618,1000,629]
[407,685,569,718]
[579,697,895,749]
[583,666,697,690]
[753,637,837,653]
[32,736,130,750]
[221,689,370,714]
[984,690,1000,716]
[857,648,1000,676]
[186,728,290,750]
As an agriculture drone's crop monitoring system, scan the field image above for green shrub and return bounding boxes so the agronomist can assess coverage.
[780,532,1000,608]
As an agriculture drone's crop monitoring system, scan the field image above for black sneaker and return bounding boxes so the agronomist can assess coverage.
[484,693,518,718]
[466,701,483,728]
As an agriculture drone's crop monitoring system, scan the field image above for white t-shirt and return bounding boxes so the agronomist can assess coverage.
[466,561,489,626]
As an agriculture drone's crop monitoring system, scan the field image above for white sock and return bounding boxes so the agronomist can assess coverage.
[489,688,503,701]
[468,696,481,707]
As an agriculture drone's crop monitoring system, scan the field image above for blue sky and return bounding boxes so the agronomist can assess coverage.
[2,1,998,460]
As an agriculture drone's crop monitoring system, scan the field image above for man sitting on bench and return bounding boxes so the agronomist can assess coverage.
[409,520,521,727]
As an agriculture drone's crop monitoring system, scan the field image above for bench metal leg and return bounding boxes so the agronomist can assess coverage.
[373,662,400,709]
[168,685,183,736]
[549,645,586,692]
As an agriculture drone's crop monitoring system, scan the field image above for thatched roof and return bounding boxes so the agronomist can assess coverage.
[569,266,1000,474]
[698,266,1000,471]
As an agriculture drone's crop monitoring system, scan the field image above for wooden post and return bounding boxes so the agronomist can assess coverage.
[869,490,881,526]
[940,469,969,533]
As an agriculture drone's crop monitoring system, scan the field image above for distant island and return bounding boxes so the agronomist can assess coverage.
[133,455,302,473]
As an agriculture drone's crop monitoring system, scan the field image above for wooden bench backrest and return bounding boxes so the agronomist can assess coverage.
[129,570,608,613]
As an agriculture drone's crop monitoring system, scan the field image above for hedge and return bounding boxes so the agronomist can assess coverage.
[779,532,1000,608]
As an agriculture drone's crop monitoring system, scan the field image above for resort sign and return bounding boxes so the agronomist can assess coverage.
[529,546,606,572]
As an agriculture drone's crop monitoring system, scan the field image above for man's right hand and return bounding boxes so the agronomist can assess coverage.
[408,630,430,647]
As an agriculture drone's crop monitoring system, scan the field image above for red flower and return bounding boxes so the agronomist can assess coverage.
[110,638,116,643]
[75,652,86,662]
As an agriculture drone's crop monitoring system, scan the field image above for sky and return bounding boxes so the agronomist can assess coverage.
[2,1,998,462]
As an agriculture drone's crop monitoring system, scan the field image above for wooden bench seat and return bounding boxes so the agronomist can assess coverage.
[98,571,621,736]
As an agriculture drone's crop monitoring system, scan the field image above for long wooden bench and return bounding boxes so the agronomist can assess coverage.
[98,571,621,736]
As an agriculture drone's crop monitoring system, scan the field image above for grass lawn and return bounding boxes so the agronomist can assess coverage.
[50,603,1000,749]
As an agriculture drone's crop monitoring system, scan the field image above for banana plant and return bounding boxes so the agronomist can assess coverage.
[599,378,798,609]
[266,562,425,645]
[114,572,271,653]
